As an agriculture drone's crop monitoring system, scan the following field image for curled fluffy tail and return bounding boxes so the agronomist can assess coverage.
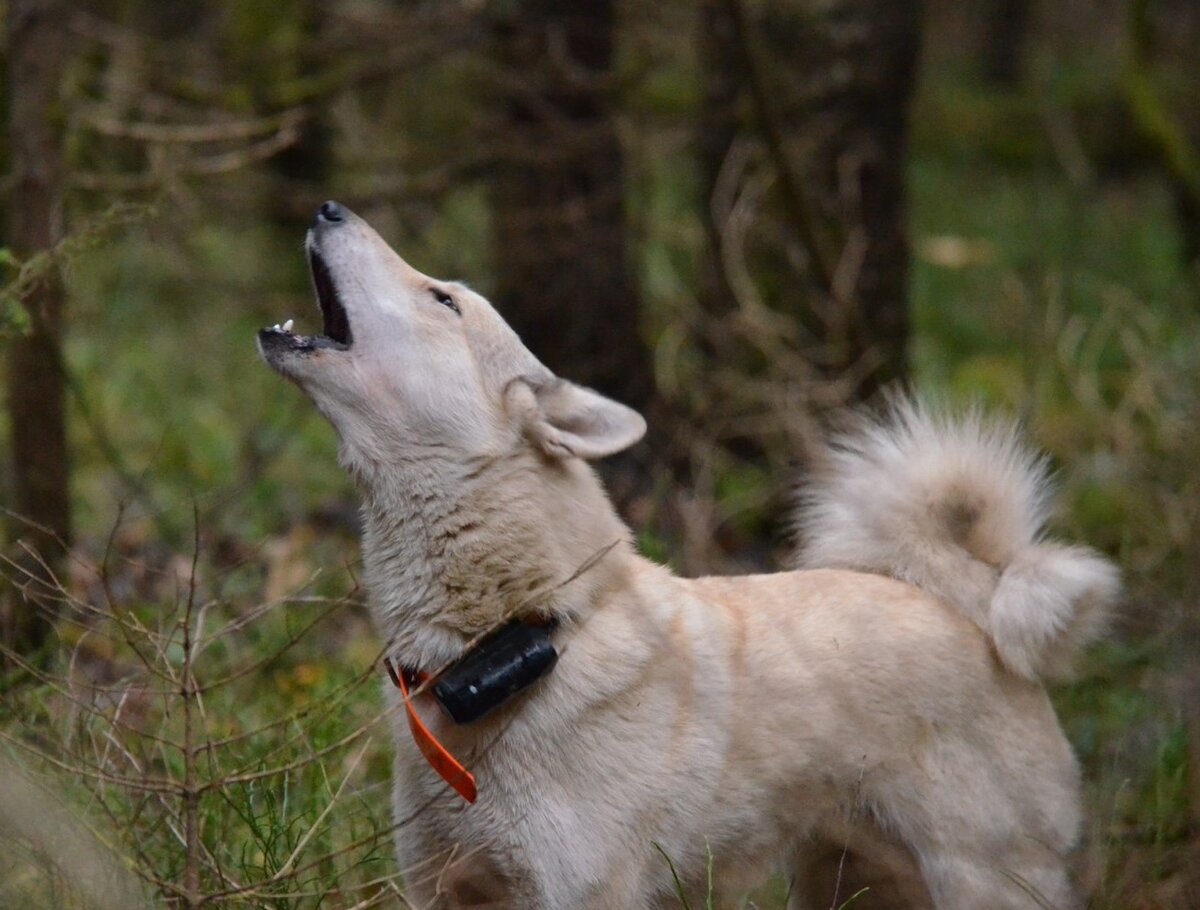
[790,400,1119,681]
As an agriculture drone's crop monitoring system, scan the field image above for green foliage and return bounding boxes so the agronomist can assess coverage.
[0,538,396,908]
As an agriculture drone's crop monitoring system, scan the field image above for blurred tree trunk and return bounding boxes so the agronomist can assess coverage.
[1177,189,1200,267]
[487,0,651,412]
[715,0,921,402]
[771,0,920,400]
[4,0,70,655]
[263,3,332,234]
[981,0,1031,87]
[696,0,778,471]
[696,0,743,327]
[1124,0,1200,270]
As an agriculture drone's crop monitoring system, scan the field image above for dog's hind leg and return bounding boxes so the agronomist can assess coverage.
[873,754,1083,908]
[786,820,934,910]
[908,836,1081,910]
[876,799,1082,910]
[797,811,1080,910]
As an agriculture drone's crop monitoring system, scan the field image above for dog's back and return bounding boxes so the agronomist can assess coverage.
[791,399,1120,681]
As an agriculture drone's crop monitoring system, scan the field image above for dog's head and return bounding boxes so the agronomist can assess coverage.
[258,202,646,467]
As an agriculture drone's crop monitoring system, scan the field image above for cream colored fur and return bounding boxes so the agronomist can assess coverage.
[259,206,1119,910]
[791,402,1120,681]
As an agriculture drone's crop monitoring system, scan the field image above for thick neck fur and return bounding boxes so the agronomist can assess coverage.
[347,443,635,670]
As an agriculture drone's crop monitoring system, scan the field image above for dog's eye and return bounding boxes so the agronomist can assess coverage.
[431,288,460,315]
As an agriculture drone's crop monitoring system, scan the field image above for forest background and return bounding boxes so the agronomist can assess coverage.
[0,0,1198,907]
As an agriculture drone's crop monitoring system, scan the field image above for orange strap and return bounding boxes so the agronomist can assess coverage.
[384,658,477,804]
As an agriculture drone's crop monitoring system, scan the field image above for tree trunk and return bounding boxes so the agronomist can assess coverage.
[981,0,1031,87]
[265,3,333,234]
[696,0,744,327]
[4,0,70,655]
[751,0,921,401]
[487,0,651,412]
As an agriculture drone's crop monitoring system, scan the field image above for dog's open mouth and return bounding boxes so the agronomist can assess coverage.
[259,247,352,353]
[309,249,351,345]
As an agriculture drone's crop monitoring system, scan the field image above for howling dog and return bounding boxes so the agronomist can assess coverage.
[258,202,1119,909]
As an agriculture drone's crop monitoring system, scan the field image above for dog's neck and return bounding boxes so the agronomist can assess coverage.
[348,444,634,669]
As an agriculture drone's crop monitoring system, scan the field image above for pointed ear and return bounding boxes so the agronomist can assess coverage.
[505,377,647,460]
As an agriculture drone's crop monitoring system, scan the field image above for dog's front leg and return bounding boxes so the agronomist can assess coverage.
[399,844,532,910]
[418,861,652,910]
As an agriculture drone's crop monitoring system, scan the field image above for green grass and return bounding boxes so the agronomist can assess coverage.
[1,545,396,908]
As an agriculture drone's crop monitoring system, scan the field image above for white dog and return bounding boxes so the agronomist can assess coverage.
[258,202,1119,909]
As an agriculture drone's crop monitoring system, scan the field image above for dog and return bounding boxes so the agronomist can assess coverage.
[258,201,1119,909]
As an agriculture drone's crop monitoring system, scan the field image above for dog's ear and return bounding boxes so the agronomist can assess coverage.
[505,377,646,460]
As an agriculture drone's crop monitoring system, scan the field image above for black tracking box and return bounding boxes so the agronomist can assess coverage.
[433,619,559,724]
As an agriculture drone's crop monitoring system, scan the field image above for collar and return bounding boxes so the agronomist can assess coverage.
[383,615,560,804]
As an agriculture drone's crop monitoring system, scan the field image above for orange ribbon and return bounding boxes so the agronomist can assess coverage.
[384,658,478,804]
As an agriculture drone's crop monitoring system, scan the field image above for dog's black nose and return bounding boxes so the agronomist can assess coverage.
[316,200,345,224]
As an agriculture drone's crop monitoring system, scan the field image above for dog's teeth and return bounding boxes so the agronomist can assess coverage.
[282,319,294,332]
